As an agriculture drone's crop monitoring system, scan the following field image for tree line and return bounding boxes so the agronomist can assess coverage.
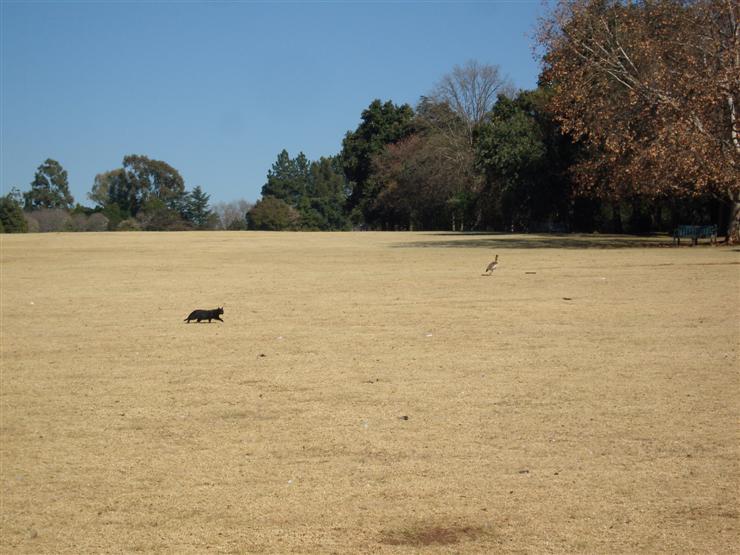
[0,156,253,233]
[2,0,737,240]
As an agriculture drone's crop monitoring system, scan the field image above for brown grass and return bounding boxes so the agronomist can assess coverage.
[1,231,738,553]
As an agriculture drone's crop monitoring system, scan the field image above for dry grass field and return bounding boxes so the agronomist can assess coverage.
[1,231,738,554]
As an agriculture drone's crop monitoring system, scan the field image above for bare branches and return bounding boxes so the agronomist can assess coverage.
[431,60,511,144]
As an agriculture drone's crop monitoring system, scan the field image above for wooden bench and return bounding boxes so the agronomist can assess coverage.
[673,224,717,246]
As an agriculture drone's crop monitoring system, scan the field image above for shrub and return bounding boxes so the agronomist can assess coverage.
[247,196,300,230]
[117,218,142,231]
[29,208,71,232]
[23,213,40,233]
[86,213,109,232]
[69,213,89,231]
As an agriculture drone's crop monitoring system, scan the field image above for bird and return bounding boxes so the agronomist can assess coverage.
[483,255,499,275]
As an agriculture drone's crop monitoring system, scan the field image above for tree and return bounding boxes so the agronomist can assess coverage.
[372,129,479,230]
[301,157,349,230]
[473,89,584,231]
[136,198,188,231]
[261,150,311,206]
[89,169,125,208]
[247,196,300,230]
[183,186,215,229]
[340,99,416,223]
[0,193,28,233]
[431,60,512,146]
[256,151,349,230]
[213,199,253,230]
[538,0,740,240]
[24,159,74,210]
[106,155,186,217]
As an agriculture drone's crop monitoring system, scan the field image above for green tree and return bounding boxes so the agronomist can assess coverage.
[24,159,74,210]
[183,186,215,229]
[247,196,299,230]
[341,99,416,224]
[89,169,125,209]
[0,193,28,233]
[261,150,311,206]
[475,94,547,229]
[136,197,187,231]
[107,155,186,217]
[301,157,349,230]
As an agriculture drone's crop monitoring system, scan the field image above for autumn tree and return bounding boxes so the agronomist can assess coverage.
[372,110,480,230]
[538,0,740,240]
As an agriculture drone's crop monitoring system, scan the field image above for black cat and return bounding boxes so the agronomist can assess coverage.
[184,307,224,323]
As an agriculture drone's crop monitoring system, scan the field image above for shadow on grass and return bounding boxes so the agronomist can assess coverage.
[392,233,678,250]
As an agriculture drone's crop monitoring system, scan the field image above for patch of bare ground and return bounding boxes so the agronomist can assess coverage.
[380,522,490,546]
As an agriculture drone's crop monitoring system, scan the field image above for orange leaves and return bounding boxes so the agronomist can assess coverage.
[537,0,739,200]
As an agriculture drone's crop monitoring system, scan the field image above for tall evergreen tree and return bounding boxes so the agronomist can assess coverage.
[184,186,214,229]
[261,150,311,206]
[301,157,350,230]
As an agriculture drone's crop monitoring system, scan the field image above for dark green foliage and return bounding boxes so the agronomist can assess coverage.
[262,150,311,207]
[183,186,215,229]
[88,156,190,229]
[475,88,576,231]
[24,159,74,210]
[302,157,349,230]
[136,198,189,231]
[341,99,416,221]
[0,194,28,233]
[100,203,126,230]
[259,151,349,230]
[104,155,185,217]
[247,196,299,230]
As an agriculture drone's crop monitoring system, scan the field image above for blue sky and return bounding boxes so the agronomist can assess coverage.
[1,1,547,205]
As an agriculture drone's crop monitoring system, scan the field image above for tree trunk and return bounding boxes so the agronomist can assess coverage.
[612,203,623,234]
[728,190,740,244]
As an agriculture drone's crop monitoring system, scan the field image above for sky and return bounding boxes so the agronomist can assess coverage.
[1,0,547,205]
